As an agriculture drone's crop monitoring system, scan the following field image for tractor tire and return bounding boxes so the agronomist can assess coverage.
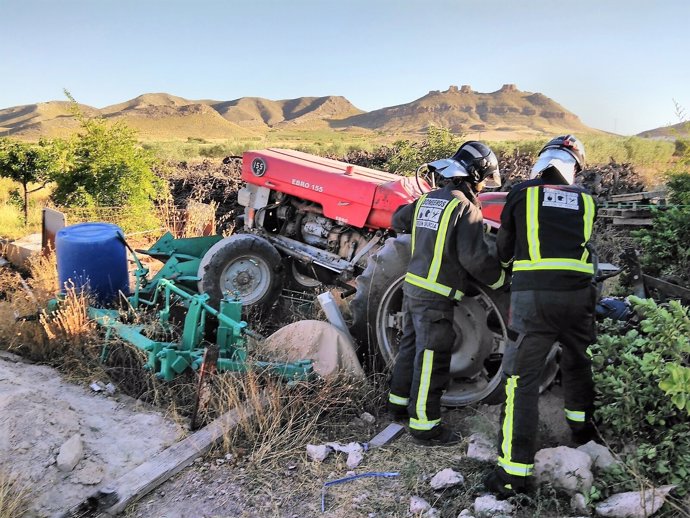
[350,234,412,352]
[197,234,283,311]
[350,234,559,407]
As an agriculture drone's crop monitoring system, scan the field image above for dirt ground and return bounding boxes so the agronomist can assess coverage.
[0,351,183,518]
[0,346,578,518]
[128,388,573,518]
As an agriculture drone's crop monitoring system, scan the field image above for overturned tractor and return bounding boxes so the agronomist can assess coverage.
[191,149,557,406]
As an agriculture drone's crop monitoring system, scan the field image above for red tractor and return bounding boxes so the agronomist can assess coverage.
[196,148,557,406]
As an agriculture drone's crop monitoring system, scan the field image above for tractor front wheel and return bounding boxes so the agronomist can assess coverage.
[197,234,283,310]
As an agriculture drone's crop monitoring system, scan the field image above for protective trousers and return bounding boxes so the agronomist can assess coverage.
[496,286,596,482]
[389,292,455,437]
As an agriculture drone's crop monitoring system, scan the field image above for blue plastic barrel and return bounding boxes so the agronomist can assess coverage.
[56,222,130,305]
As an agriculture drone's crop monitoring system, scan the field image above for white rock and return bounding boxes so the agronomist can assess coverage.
[458,510,474,518]
[105,383,117,395]
[570,492,589,515]
[90,381,104,392]
[577,441,620,471]
[347,450,364,469]
[473,494,514,517]
[306,444,331,462]
[426,508,441,518]
[360,412,376,424]
[56,434,83,472]
[534,446,593,494]
[326,441,364,455]
[410,496,431,513]
[430,468,464,490]
[466,433,496,462]
[594,485,676,517]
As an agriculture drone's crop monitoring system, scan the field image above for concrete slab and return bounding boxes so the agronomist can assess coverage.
[4,233,42,268]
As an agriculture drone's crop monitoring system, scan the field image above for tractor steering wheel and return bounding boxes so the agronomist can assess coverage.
[415,164,435,193]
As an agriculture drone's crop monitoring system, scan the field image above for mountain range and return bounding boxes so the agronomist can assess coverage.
[0,85,674,141]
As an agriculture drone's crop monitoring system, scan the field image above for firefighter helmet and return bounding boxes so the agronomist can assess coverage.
[530,134,586,185]
[426,141,501,187]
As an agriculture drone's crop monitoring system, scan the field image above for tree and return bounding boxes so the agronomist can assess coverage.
[51,91,164,220]
[0,138,56,225]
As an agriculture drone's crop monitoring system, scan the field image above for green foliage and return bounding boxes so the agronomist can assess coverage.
[0,138,57,224]
[386,127,464,175]
[666,170,690,205]
[485,139,544,157]
[51,92,165,219]
[633,171,690,285]
[591,296,690,493]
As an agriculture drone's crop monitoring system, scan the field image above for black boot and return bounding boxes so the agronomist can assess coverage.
[386,402,408,422]
[483,470,530,500]
[411,425,462,447]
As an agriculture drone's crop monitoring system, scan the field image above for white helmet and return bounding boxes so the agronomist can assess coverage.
[530,135,586,185]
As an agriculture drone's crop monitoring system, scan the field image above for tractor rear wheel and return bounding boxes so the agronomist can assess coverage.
[350,234,559,407]
[197,234,283,310]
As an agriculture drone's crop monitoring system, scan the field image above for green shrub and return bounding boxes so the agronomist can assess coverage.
[50,91,166,232]
[386,127,463,175]
[633,171,690,285]
[591,296,690,493]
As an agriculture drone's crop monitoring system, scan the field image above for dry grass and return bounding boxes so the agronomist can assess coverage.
[0,472,30,518]
[213,372,365,465]
[0,178,53,240]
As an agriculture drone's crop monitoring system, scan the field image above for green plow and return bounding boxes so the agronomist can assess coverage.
[84,233,313,382]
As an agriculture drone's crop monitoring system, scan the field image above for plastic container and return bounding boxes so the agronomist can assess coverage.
[55,222,129,304]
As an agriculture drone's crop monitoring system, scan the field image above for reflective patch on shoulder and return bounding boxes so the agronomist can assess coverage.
[416,198,449,230]
[542,188,579,210]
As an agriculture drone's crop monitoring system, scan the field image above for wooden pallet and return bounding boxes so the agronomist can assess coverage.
[608,190,666,203]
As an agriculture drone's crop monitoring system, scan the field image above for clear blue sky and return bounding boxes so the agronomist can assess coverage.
[1,0,688,135]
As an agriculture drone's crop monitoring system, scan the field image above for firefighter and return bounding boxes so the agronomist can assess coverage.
[388,141,507,446]
[485,135,598,497]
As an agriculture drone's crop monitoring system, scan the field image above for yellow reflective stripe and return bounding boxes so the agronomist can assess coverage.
[526,187,541,261]
[513,259,595,274]
[389,393,409,406]
[565,408,586,422]
[405,273,451,296]
[415,349,434,425]
[501,260,513,268]
[581,193,595,262]
[501,375,519,465]
[411,194,427,254]
[487,269,506,290]
[409,417,442,431]
[404,274,463,301]
[498,456,534,477]
[427,198,460,282]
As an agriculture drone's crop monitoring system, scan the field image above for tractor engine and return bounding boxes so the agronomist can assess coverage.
[273,199,371,262]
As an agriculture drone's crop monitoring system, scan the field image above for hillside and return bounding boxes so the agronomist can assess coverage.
[0,86,602,141]
[210,96,363,129]
[335,84,596,139]
[638,120,689,139]
[0,101,100,139]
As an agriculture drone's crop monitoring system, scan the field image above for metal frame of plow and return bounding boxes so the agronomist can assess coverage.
[92,277,313,382]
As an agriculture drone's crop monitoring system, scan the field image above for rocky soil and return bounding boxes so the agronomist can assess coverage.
[0,351,182,517]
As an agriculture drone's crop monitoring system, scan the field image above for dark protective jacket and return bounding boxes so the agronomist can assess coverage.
[392,182,505,300]
[496,178,597,291]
